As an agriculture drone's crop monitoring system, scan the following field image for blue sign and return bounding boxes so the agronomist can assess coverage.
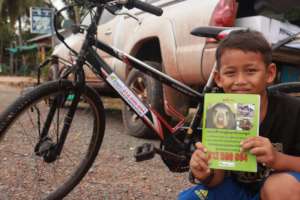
[30,7,53,34]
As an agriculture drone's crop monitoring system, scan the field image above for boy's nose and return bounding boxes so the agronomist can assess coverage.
[235,73,247,85]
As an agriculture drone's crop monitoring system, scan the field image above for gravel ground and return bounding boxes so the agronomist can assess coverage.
[0,82,192,200]
[70,107,192,200]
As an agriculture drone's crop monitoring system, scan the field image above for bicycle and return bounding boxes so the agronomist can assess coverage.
[0,0,300,199]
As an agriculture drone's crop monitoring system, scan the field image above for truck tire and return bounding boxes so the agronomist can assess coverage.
[47,63,59,81]
[122,61,164,138]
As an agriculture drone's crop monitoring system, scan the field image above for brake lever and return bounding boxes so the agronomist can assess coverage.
[115,10,141,24]
[105,1,141,24]
[115,10,142,24]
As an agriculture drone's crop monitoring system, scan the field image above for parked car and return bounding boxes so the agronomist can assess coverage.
[50,0,300,138]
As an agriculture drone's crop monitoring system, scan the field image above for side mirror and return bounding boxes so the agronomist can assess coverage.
[61,19,75,30]
[61,19,83,34]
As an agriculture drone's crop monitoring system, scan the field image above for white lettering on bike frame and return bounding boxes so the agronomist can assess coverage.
[107,73,148,117]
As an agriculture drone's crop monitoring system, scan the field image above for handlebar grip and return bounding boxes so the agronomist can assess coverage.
[127,0,163,16]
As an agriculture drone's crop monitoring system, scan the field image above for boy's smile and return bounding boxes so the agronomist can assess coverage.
[214,48,276,122]
[214,49,276,97]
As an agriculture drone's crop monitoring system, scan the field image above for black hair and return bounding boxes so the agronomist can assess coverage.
[216,29,272,69]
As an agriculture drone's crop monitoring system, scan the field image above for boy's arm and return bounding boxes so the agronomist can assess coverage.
[272,152,300,172]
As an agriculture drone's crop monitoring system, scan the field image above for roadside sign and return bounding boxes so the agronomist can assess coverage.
[30,7,54,34]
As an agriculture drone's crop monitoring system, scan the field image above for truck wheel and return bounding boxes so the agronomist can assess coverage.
[122,61,164,138]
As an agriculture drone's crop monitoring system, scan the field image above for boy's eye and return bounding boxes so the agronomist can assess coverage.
[223,71,235,76]
[246,68,258,74]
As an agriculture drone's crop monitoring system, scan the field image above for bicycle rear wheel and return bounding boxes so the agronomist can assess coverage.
[0,80,105,200]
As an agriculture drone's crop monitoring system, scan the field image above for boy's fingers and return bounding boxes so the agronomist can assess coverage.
[194,149,209,163]
[240,136,256,145]
[195,142,204,149]
[249,147,266,156]
[195,142,207,152]
[190,156,210,172]
[190,142,210,174]
[241,136,268,146]
[191,158,208,170]
[241,138,263,150]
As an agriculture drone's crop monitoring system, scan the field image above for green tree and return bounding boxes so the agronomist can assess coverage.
[0,0,45,73]
[0,0,44,43]
[0,0,44,26]
[0,21,15,68]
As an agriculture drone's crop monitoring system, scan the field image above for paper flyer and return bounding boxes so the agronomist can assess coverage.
[202,93,260,172]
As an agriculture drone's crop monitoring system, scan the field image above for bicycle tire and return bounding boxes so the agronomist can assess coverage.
[0,80,105,200]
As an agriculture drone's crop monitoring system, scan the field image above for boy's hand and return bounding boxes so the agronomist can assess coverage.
[241,136,278,168]
[190,142,212,180]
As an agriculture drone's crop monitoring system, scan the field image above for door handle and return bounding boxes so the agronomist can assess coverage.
[105,29,112,35]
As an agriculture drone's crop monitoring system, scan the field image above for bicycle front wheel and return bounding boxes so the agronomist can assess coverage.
[0,80,105,200]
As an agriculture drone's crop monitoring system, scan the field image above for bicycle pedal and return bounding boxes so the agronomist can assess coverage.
[134,143,155,162]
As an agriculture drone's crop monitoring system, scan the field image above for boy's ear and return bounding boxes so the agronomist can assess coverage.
[266,63,277,84]
[214,70,223,88]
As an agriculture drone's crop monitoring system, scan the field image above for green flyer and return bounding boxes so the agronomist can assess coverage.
[202,93,260,172]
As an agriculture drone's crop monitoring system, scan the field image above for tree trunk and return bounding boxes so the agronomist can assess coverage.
[0,39,3,64]
[17,16,23,46]
[9,52,14,74]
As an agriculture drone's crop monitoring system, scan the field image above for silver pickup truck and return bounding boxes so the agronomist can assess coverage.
[51,0,300,137]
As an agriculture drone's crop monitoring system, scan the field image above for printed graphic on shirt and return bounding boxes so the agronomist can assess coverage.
[195,189,208,200]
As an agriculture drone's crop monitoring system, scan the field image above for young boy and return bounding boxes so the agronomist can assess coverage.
[178,30,300,200]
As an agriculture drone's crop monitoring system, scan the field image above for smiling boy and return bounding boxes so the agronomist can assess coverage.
[178,30,300,200]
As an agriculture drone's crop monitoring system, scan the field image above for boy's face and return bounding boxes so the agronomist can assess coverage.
[214,49,276,96]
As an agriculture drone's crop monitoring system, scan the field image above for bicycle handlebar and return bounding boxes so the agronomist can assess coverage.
[54,0,163,54]
[271,31,300,51]
[125,0,163,16]
[86,0,163,16]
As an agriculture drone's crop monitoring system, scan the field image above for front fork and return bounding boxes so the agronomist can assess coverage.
[34,56,85,162]
[34,88,82,163]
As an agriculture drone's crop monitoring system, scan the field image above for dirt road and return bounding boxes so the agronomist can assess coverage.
[0,85,21,112]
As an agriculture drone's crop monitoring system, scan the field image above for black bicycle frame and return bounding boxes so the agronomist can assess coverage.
[43,4,204,157]
[70,6,204,140]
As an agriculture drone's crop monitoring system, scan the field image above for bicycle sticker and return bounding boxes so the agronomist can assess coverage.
[107,73,148,117]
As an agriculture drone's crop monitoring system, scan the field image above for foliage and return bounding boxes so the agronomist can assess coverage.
[0,0,46,74]
[1,1,44,21]
[0,22,15,68]
[0,22,15,46]
[0,63,9,75]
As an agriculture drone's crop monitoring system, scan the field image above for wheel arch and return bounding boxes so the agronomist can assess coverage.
[114,17,177,79]
[126,37,163,76]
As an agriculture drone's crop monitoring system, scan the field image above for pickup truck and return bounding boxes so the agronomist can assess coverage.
[50,0,300,138]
